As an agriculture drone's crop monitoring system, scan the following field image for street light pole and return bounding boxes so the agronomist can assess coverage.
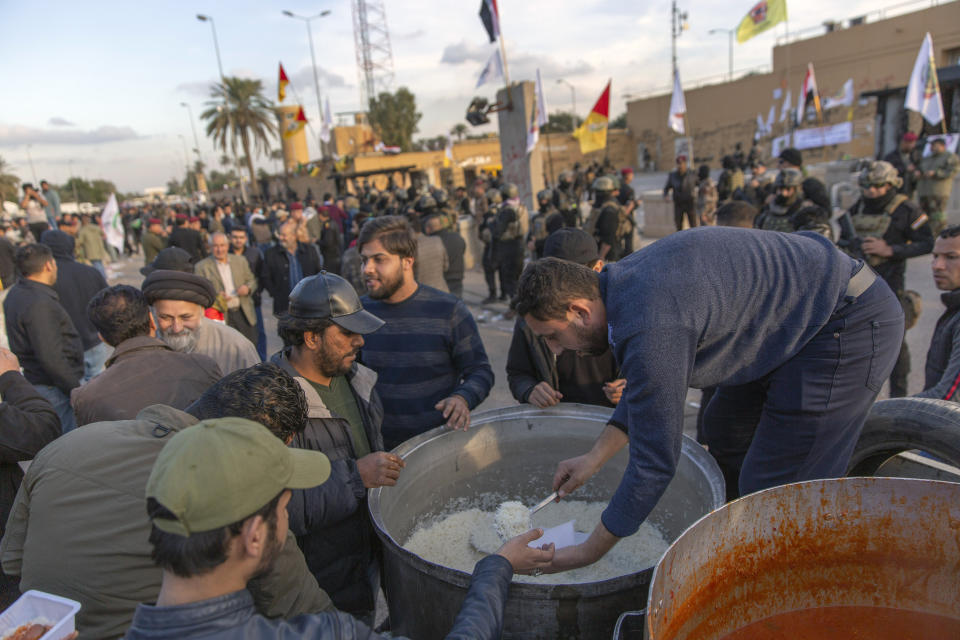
[180,102,203,162]
[282,10,332,159]
[26,145,38,186]
[178,135,194,196]
[708,28,734,80]
[671,1,688,83]
[556,78,576,117]
[196,13,248,203]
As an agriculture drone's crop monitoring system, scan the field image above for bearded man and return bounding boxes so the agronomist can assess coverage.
[141,270,260,375]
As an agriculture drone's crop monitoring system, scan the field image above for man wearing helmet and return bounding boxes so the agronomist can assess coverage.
[589,177,627,261]
[754,168,807,231]
[529,189,557,259]
[553,171,581,228]
[478,188,503,303]
[495,183,529,301]
[837,160,933,397]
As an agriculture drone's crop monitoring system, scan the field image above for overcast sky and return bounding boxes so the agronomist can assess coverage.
[0,0,880,193]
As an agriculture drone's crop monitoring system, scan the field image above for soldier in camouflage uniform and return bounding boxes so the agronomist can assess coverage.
[553,171,581,228]
[587,176,628,261]
[528,189,556,259]
[837,160,934,397]
[478,188,502,304]
[916,138,960,236]
[754,168,808,232]
[495,183,528,301]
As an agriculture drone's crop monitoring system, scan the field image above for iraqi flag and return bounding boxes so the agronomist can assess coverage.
[479,0,499,43]
[799,63,822,122]
[526,68,548,154]
[278,63,290,103]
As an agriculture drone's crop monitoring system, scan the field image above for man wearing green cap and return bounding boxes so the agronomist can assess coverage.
[125,418,555,639]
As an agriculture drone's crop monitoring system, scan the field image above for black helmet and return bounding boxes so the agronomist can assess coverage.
[417,195,438,212]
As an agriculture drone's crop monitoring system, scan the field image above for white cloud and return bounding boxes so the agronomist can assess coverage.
[0,124,142,147]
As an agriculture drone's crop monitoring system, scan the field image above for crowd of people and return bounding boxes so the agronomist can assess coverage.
[0,133,957,638]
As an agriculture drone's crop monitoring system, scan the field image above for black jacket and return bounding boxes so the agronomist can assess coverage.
[272,350,384,614]
[436,229,466,284]
[0,371,60,530]
[41,230,108,350]
[316,219,342,275]
[262,244,323,315]
[232,244,264,306]
[3,279,84,393]
[506,318,624,427]
[167,227,205,263]
[0,237,14,290]
[918,289,960,400]
[663,169,697,206]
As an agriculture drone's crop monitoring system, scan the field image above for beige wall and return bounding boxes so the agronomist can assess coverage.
[627,2,960,171]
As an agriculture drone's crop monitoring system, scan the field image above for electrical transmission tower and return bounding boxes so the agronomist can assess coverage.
[351,0,396,109]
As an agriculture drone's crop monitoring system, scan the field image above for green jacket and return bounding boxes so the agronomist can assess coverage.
[0,405,333,640]
[75,222,108,263]
[918,150,960,199]
[141,231,166,265]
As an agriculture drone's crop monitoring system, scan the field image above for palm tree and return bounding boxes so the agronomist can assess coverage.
[201,77,277,198]
[450,123,468,141]
[0,156,20,203]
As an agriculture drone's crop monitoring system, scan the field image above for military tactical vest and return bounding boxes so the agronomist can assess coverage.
[758,202,797,232]
[530,213,549,241]
[498,204,522,242]
[850,193,909,267]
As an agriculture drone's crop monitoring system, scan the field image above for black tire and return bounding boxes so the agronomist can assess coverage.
[847,398,960,476]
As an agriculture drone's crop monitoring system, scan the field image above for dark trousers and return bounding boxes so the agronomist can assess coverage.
[889,339,910,398]
[28,222,49,242]
[703,278,903,501]
[254,305,267,361]
[227,308,258,346]
[497,240,523,299]
[673,202,698,231]
[482,243,499,297]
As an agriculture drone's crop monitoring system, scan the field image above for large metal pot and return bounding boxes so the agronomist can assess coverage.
[646,477,960,640]
[369,403,725,640]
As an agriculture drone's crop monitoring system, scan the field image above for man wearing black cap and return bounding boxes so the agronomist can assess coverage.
[269,272,397,617]
[778,147,804,173]
[140,246,193,276]
[142,269,260,375]
[507,228,623,411]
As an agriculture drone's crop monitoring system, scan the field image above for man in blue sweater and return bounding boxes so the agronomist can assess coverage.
[515,227,903,572]
[358,216,494,450]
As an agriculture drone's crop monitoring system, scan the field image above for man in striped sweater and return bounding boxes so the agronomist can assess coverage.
[358,216,494,450]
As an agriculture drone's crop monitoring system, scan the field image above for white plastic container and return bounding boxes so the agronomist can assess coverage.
[0,590,81,640]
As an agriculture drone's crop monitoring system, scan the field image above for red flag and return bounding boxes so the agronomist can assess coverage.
[278,63,290,102]
[284,106,307,139]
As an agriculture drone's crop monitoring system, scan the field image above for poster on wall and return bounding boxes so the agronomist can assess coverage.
[792,122,854,150]
[771,134,792,159]
[674,137,694,162]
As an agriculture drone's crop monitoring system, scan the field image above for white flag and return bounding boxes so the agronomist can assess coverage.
[526,69,548,154]
[766,104,776,132]
[100,193,123,253]
[445,136,454,163]
[756,113,767,137]
[780,88,792,122]
[320,97,332,144]
[905,33,944,126]
[476,49,503,88]
[668,69,686,134]
[823,78,854,110]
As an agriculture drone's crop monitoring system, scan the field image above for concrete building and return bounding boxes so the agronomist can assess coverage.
[626,1,960,170]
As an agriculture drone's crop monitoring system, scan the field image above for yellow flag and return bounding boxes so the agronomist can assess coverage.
[572,81,610,154]
[736,0,787,44]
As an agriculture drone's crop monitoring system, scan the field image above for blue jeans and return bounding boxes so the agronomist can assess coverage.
[34,384,77,433]
[83,342,112,382]
[703,277,904,499]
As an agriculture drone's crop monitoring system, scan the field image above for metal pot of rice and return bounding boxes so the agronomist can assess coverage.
[368,403,725,639]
